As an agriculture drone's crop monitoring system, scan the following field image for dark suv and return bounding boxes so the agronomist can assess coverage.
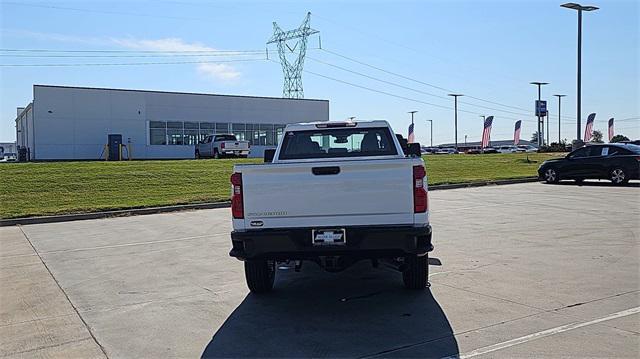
[538,143,640,185]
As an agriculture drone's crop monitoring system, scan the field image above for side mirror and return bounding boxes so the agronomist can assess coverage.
[407,143,422,157]
[264,149,276,163]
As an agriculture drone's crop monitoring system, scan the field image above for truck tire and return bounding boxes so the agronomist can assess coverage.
[403,254,428,290]
[213,150,220,159]
[244,259,276,293]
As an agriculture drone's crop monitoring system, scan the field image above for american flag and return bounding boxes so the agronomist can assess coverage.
[513,120,522,145]
[608,118,614,142]
[408,122,415,143]
[584,113,596,142]
[482,116,494,148]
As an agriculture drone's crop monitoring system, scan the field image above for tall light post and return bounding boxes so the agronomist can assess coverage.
[554,94,567,144]
[426,119,433,147]
[546,112,550,145]
[530,82,549,147]
[561,3,599,142]
[448,94,463,150]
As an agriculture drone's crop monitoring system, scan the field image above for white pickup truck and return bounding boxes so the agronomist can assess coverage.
[195,134,250,159]
[229,120,432,293]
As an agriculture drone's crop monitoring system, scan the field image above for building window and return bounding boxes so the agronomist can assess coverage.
[216,123,230,133]
[276,125,286,144]
[199,122,214,142]
[232,123,245,141]
[166,121,184,145]
[184,122,199,145]
[149,121,288,146]
[149,121,167,145]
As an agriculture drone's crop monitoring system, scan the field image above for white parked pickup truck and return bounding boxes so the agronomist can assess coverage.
[229,120,432,293]
[195,134,250,159]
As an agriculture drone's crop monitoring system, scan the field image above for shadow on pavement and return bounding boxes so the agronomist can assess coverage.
[201,261,458,358]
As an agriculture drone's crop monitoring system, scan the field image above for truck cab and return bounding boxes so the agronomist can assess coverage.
[228,120,432,292]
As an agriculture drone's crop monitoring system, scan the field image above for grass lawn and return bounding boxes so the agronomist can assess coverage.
[0,153,562,219]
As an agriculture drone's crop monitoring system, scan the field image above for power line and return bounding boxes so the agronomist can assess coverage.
[307,55,555,120]
[313,13,556,98]
[320,48,578,121]
[0,58,266,67]
[1,1,211,22]
[0,52,264,58]
[283,62,517,121]
[0,48,264,54]
[301,59,572,124]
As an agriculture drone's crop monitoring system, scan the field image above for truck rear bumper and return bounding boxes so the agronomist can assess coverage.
[230,224,433,260]
[222,150,249,155]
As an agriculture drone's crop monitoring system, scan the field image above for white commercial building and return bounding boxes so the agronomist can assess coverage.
[15,85,329,160]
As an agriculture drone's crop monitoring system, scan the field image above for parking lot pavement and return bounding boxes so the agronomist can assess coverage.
[1,182,638,358]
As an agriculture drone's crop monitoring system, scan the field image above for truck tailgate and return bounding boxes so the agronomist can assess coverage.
[239,159,418,229]
[223,141,249,150]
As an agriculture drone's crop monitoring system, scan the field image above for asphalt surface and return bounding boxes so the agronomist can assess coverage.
[1,181,639,358]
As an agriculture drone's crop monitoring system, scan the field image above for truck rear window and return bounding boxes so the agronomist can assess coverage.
[278,127,398,160]
[215,135,237,141]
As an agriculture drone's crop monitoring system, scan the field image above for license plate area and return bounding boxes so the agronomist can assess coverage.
[312,228,346,246]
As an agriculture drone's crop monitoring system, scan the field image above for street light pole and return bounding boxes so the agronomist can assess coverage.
[408,111,417,126]
[448,94,463,151]
[554,94,567,144]
[530,82,549,147]
[561,3,599,142]
[426,119,433,147]
[546,112,550,145]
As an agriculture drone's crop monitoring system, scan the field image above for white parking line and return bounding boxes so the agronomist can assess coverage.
[455,306,640,359]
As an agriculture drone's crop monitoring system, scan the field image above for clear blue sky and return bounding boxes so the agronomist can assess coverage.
[1,0,638,144]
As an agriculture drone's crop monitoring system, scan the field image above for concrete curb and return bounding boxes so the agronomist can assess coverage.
[1,177,540,227]
[429,176,539,191]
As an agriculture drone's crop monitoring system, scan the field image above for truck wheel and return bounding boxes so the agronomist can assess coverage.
[403,254,428,290]
[244,259,275,293]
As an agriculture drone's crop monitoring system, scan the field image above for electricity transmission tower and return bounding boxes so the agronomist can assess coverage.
[267,12,319,99]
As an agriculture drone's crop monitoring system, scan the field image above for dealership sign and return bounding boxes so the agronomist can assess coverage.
[535,100,547,117]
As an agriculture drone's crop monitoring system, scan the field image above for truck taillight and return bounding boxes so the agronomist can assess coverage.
[413,165,428,213]
[221,142,225,149]
[230,172,243,219]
